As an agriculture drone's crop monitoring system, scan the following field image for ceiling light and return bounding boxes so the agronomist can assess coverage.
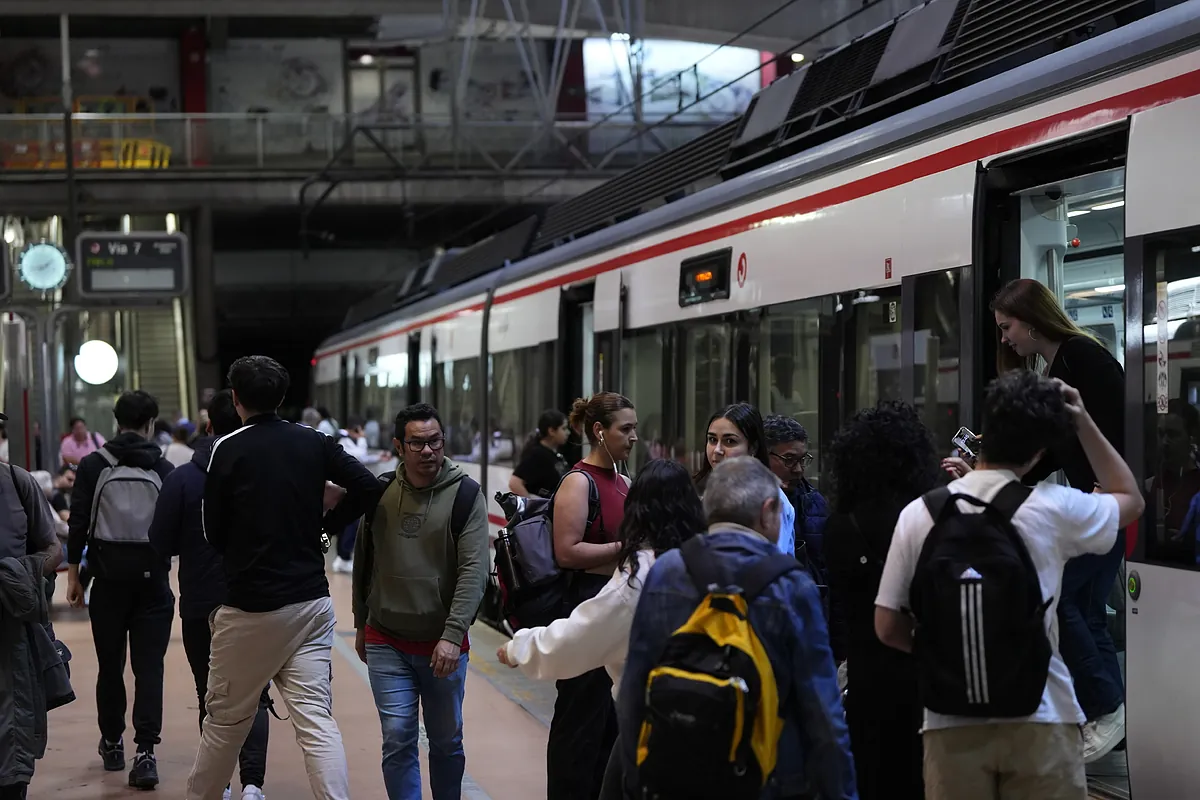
[610,32,630,41]
[1091,200,1125,211]
[790,52,805,63]
[358,54,375,65]
[1093,284,1125,294]
[1067,209,1090,218]
[1191,246,1200,253]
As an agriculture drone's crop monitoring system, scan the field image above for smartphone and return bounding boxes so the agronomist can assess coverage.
[951,426,982,463]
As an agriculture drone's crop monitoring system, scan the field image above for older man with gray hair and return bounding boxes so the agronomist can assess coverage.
[616,456,857,800]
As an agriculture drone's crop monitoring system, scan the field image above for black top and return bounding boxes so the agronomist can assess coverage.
[66,432,174,580]
[50,491,68,515]
[824,505,918,696]
[1024,335,1125,490]
[203,414,382,612]
[512,441,566,498]
[147,437,227,620]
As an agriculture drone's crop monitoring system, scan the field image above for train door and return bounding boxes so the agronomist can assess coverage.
[559,284,595,464]
[978,126,1131,797]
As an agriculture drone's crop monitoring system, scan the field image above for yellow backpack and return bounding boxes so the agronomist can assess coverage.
[636,536,800,799]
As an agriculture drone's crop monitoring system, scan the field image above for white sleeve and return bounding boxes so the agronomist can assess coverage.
[874,499,929,612]
[1043,485,1121,559]
[505,565,638,682]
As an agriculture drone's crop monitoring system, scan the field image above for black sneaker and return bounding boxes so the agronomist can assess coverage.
[128,751,159,790]
[98,737,125,772]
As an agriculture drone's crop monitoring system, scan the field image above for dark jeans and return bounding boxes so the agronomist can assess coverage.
[547,572,618,800]
[0,784,26,799]
[1058,533,1126,720]
[181,617,270,789]
[337,522,357,561]
[88,577,174,748]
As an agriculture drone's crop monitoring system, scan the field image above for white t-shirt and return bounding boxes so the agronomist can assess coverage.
[875,468,1120,731]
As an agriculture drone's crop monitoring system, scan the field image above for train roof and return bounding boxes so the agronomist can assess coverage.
[317,0,1200,356]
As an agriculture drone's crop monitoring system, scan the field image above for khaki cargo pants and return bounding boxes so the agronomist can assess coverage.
[185,596,348,800]
[924,722,1088,800]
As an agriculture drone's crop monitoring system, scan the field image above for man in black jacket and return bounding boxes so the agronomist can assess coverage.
[148,389,270,800]
[65,390,174,790]
[185,356,381,800]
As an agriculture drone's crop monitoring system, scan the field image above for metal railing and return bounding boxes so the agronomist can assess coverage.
[0,112,730,174]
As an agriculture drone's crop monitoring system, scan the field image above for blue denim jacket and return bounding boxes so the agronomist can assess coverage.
[617,526,857,800]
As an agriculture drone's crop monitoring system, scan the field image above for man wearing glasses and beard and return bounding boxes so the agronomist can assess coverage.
[351,403,489,800]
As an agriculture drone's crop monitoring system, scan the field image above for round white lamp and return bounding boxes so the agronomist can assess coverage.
[74,340,119,386]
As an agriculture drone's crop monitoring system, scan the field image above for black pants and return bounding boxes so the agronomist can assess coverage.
[546,572,618,800]
[337,521,357,561]
[88,577,174,748]
[181,616,270,789]
[0,784,27,799]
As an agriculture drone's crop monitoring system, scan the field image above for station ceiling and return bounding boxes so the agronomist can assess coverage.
[0,0,924,55]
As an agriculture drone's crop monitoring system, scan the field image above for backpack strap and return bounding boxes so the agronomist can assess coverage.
[679,536,723,593]
[359,472,396,536]
[922,486,953,522]
[738,553,802,602]
[95,447,118,468]
[451,476,481,540]
[989,482,1033,520]
[550,468,601,529]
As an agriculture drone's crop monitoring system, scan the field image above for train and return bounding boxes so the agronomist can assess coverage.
[314,2,1200,797]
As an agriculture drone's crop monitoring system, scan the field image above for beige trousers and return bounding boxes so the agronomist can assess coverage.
[185,596,348,800]
[923,722,1088,800]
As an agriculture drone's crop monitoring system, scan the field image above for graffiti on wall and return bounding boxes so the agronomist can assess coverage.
[0,39,180,112]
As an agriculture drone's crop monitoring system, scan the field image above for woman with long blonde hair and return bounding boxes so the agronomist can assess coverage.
[990,277,1128,762]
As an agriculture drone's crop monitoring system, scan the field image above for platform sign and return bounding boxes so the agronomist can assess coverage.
[75,232,190,300]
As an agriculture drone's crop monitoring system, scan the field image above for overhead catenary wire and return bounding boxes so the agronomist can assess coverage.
[430,0,896,246]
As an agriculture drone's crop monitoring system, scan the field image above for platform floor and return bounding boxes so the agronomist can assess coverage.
[33,568,551,799]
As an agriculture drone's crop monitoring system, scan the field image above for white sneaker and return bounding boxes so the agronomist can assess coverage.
[242,787,265,800]
[332,557,353,574]
[1083,703,1125,763]
[222,788,231,800]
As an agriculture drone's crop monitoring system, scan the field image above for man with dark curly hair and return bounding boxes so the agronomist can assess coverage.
[874,371,1143,799]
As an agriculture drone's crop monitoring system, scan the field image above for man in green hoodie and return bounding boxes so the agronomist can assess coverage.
[352,402,489,799]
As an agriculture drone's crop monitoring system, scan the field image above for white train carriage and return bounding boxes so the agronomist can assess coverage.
[315,3,1200,796]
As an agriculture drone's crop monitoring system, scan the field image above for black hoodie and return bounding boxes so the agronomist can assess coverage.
[67,431,174,581]
[148,436,226,618]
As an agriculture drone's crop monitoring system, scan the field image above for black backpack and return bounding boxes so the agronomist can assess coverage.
[908,482,1051,718]
[492,469,601,631]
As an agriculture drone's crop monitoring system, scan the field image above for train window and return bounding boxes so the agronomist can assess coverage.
[1141,231,1200,568]
[1018,168,1127,368]
[623,329,667,476]
[489,349,528,467]
[914,271,962,457]
[847,287,904,411]
[682,325,732,475]
[755,300,823,483]
[439,358,480,462]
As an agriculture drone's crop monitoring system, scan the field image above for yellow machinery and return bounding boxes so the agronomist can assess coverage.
[2,95,173,170]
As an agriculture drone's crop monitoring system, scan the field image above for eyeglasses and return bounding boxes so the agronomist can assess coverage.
[771,451,814,470]
[403,437,445,453]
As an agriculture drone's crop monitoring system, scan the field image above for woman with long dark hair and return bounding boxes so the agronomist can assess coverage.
[694,403,797,557]
[824,401,940,800]
[990,278,1127,760]
[497,459,705,798]
[509,409,570,499]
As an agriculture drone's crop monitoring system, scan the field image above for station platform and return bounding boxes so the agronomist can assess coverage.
[34,567,553,799]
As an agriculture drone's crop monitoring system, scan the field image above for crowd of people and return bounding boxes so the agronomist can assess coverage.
[0,276,1140,800]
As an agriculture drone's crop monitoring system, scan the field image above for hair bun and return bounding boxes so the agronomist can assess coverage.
[568,396,590,432]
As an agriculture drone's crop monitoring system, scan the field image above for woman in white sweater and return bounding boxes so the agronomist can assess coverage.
[497,458,706,795]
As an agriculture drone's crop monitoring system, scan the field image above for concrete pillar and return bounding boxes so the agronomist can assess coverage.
[191,204,221,400]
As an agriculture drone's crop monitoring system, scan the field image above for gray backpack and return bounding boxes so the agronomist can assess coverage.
[88,448,162,545]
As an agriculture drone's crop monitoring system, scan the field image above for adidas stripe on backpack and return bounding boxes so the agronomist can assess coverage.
[908,482,1052,718]
[635,536,798,800]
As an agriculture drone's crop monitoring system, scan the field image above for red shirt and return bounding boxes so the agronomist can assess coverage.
[365,625,470,656]
[573,460,627,545]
